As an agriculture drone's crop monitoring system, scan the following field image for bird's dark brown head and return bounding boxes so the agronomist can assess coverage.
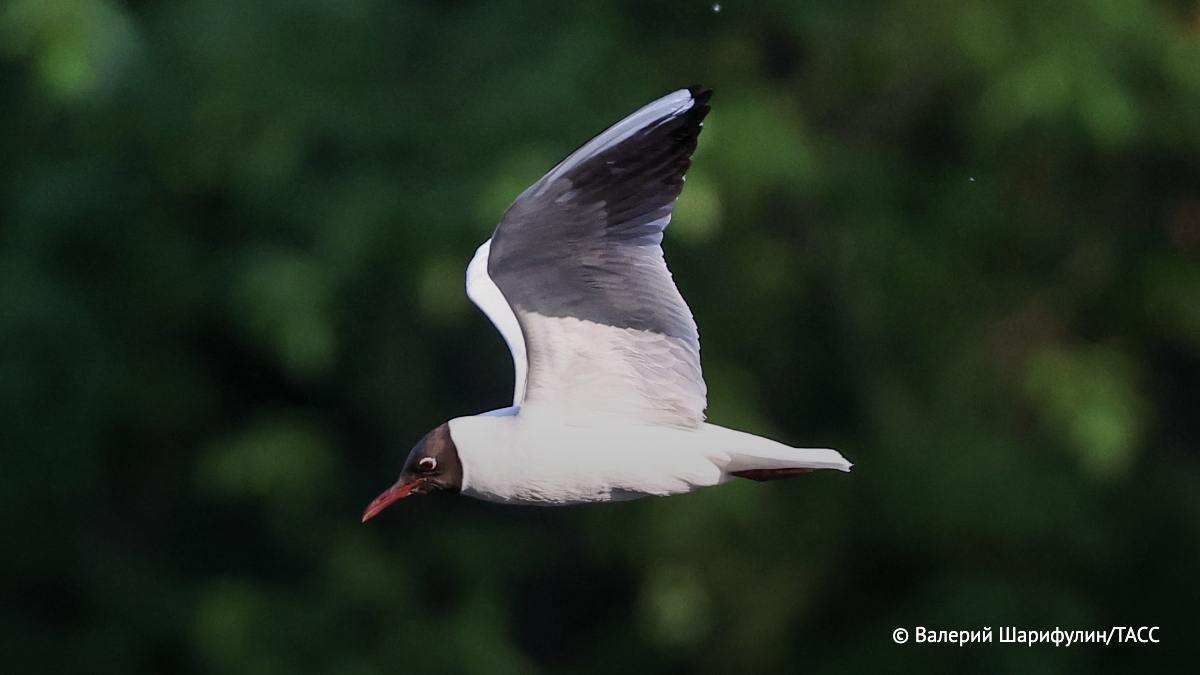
[361,422,462,522]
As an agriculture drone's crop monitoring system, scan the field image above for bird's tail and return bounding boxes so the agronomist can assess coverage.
[701,423,852,481]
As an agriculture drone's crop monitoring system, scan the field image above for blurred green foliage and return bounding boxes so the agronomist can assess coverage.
[2,0,1198,672]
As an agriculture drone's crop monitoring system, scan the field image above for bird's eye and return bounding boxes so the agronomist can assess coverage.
[417,457,437,472]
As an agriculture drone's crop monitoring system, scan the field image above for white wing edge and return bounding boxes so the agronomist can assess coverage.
[466,239,528,406]
[532,88,696,198]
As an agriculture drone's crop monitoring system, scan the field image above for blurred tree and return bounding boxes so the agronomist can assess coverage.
[1,0,1197,672]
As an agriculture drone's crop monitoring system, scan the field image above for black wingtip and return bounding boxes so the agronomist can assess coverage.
[687,85,714,106]
[685,86,712,129]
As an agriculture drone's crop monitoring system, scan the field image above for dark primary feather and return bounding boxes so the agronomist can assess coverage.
[487,87,712,341]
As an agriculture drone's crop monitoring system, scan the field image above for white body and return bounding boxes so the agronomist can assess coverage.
[449,411,850,505]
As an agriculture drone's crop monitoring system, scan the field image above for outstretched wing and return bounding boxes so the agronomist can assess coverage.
[485,87,711,428]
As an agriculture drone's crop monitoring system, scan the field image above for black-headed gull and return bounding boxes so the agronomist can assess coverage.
[363,87,851,520]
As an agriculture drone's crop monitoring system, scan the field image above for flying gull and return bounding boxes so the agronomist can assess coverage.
[363,87,851,519]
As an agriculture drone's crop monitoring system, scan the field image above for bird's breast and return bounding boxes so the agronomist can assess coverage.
[452,416,723,505]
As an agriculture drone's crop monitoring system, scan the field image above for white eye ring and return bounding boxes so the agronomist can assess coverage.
[417,457,437,472]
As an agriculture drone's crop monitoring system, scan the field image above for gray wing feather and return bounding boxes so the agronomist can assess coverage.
[486,87,712,426]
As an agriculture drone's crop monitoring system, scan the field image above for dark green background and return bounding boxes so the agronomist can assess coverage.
[2,1,1197,672]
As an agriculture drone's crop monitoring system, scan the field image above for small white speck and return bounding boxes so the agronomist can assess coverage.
[968,177,976,182]
[712,3,721,13]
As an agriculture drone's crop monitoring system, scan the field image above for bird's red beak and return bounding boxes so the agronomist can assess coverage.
[361,479,424,522]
